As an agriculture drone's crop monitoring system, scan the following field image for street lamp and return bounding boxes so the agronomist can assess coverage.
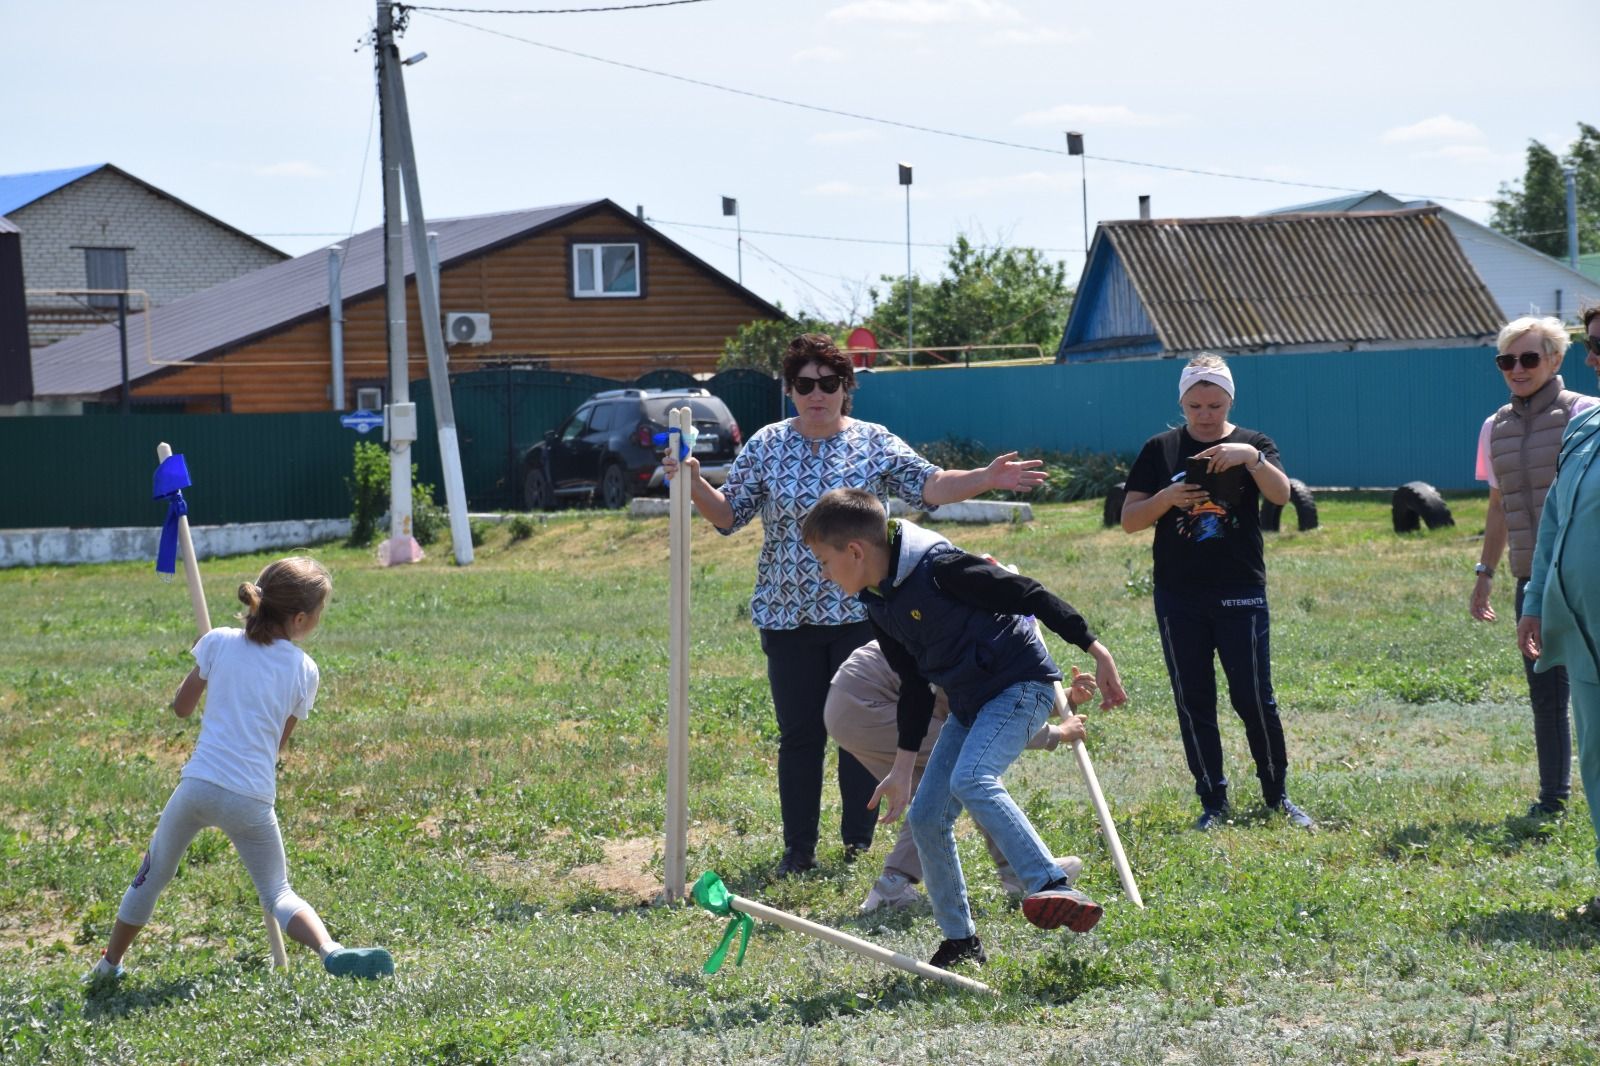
[899,162,913,367]
[1066,131,1087,272]
[722,196,742,285]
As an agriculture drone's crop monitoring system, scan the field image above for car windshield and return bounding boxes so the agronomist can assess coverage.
[642,398,726,422]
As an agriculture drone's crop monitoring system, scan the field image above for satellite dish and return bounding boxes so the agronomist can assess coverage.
[847,327,878,369]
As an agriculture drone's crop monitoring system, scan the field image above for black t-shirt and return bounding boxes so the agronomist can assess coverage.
[1124,426,1282,590]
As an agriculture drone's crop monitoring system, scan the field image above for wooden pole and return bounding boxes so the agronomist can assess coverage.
[1053,678,1144,909]
[155,442,290,967]
[662,408,691,902]
[728,893,995,996]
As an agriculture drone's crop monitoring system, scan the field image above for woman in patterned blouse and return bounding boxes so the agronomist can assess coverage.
[665,333,1046,877]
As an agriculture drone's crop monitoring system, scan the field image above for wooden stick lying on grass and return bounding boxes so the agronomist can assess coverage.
[156,441,290,968]
[692,871,995,996]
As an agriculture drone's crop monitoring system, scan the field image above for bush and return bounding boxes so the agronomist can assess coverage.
[914,436,1130,503]
[468,519,490,548]
[412,483,446,545]
[507,515,535,542]
[346,441,389,547]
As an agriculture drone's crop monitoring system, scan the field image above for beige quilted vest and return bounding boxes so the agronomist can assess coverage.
[1489,375,1582,579]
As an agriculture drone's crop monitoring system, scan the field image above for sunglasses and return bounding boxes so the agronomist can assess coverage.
[789,375,844,396]
[1495,351,1546,371]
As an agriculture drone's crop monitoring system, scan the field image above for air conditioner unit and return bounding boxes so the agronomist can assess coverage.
[445,312,492,345]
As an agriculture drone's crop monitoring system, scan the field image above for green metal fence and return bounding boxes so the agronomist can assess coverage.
[1,368,787,529]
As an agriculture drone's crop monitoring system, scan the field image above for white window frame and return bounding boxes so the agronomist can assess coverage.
[571,242,641,299]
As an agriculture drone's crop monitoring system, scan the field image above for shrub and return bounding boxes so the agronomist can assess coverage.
[468,519,490,548]
[507,515,535,542]
[412,483,446,545]
[914,436,1130,503]
[346,441,389,547]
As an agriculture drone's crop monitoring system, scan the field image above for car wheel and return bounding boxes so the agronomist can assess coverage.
[524,467,554,511]
[599,463,628,510]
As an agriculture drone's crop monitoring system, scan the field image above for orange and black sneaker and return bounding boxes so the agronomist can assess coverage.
[1022,883,1102,933]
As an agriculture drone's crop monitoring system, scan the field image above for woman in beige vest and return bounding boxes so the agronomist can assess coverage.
[1472,315,1596,818]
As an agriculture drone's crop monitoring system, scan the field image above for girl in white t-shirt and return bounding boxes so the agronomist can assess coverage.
[88,557,392,983]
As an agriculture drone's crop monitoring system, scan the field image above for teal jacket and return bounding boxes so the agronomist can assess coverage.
[1524,405,1600,683]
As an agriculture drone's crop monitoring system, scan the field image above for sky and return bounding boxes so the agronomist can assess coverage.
[2,0,1592,324]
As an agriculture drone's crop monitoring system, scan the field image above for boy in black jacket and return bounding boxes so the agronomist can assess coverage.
[802,488,1127,969]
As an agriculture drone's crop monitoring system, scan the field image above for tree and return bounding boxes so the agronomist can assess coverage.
[717,311,838,374]
[1490,122,1600,259]
[864,235,1073,364]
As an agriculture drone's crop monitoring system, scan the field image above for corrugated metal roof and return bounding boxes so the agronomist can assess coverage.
[1082,207,1502,355]
[0,164,104,216]
[30,201,605,398]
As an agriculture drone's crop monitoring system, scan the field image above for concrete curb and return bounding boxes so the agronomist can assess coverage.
[0,518,353,569]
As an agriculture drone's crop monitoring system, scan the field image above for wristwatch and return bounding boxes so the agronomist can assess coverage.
[1474,563,1495,578]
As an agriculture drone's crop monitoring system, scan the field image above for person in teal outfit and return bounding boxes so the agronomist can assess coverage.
[1519,306,1600,882]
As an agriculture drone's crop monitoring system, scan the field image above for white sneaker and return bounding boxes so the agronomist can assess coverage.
[82,954,124,988]
[859,871,923,913]
[1000,855,1084,898]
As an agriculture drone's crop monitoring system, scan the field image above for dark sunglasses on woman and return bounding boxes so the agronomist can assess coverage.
[1495,351,1545,371]
[789,375,844,395]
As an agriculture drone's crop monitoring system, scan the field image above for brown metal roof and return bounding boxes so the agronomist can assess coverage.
[1101,206,1502,354]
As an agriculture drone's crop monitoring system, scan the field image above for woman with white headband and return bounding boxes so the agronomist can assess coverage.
[1119,353,1313,830]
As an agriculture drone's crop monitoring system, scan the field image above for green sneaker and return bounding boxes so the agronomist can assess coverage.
[323,947,394,979]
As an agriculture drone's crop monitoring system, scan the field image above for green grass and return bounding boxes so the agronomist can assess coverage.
[5,495,1600,1064]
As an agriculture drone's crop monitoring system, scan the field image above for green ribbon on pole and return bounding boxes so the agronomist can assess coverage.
[692,870,753,974]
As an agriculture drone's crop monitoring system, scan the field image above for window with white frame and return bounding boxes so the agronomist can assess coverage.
[571,242,641,298]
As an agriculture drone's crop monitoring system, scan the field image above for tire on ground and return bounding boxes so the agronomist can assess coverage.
[1391,480,1454,533]
[1260,478,1318,532]
[1103,482,1127,528]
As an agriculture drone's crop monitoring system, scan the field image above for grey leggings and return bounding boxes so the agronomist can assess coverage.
[119,776,310,929]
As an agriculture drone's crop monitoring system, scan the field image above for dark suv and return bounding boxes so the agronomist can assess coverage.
[520,388,743,510]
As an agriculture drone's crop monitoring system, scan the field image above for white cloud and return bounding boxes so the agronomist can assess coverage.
[252,161,327,178]
[792,45,847,64]
[984,26,1085,46]
[809,129,881,145]
[826,0,1021,25]
[1380,114,1484,144]
[1013,103,1177,128]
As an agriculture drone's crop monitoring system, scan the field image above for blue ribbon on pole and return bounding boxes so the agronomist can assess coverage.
[152,454,192,576]
[651,427,698,483]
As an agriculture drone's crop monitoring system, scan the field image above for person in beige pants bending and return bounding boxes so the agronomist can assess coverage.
[825,639,1093,912]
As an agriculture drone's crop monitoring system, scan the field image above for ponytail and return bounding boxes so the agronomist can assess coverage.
[237,557,331,643]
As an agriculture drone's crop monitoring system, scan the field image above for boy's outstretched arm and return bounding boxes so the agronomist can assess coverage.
[933,553,1128,708]
[172,667,205,719]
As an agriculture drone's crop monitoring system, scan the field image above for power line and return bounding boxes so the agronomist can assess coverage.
[399,0,710,12]
[648,216,1082,253]
[414,10,1494,206]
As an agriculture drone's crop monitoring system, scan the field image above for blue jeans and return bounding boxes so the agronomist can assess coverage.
[907,679,1059,939]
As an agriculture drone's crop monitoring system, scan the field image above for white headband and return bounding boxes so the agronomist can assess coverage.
[1178,363,1234,401]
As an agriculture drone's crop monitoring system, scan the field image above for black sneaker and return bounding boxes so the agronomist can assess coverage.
[774,850,817,878]
[1021,883,1103,932]
[1525,801,1565,820]
[1194,806,1230,831]
[928,935,986,970]
[842,842,869,864]
[1277,799,1315,829]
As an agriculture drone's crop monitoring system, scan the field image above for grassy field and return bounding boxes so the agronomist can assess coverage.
[4,494,1600,1065]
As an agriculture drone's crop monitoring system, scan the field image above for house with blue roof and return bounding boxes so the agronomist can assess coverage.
[0,163,284,350]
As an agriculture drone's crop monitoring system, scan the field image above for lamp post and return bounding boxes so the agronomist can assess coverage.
[722,196,742,285]
[1066,131,1087,272]
[899,162,913,367]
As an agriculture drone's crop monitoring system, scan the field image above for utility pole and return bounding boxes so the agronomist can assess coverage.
[722,196,741,285]
[1566,167,1580,271]
[376,2,474,565]
[1067,131,1087,273]
[376,1,415,562]
[899,163,913,367]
